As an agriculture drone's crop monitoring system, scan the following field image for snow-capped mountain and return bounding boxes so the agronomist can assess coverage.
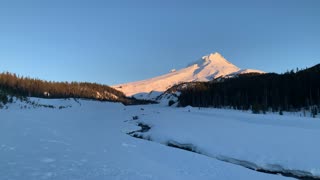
[113,52,264,98]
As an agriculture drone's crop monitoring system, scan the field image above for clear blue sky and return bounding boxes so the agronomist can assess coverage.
[1,0,319,85]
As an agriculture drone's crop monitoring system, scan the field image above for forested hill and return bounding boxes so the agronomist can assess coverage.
[179,63,320,115]
[0,72,152,105]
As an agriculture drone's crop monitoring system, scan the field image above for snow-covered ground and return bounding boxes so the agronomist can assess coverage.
[133,105,320,179]
[0,98,293,180]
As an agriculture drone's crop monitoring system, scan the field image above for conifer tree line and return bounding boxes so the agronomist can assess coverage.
[0,72,148,105]
[179,64,320,115]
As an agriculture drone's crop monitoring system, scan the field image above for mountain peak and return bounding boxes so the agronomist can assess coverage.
[202,52,231,65]
[207,52,223,59]
[113,52,264,97]
[188,52,233,68]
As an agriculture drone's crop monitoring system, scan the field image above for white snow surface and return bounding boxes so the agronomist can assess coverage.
[137,106,320,178]
[0,98,290,180]
[113,52,264,97]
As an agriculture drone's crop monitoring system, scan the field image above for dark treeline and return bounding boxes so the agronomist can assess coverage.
[0,72,151,105]
[179,64,320,115]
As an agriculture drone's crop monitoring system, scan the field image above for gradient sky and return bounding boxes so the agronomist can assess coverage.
[1,0,319,85]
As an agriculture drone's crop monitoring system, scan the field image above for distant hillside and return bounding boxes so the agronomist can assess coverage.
[0,72,153,105]
[178,64,320,116]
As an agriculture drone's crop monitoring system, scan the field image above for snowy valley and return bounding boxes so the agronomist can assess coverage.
[1,52,320,180]
[2,2,319,180]
[2,98,317,180]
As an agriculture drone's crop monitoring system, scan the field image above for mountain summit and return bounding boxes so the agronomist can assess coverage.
[185,52,241,81]
[187,52,233,67]
[113,52,264,98]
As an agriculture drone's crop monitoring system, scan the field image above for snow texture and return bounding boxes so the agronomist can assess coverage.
[0,98,290,180]
[134,105,320,179]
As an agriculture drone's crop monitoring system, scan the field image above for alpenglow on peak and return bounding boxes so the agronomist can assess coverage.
[203,52,223,60]
[113,52,264,98]
[188,52,233,67]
